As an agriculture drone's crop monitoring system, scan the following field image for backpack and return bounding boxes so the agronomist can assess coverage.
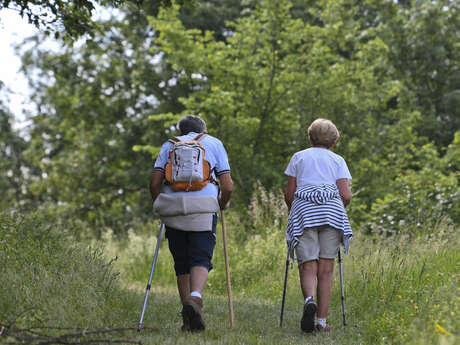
[164,133,214,192]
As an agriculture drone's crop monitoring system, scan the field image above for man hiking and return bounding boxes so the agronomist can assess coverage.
[149,115,233,332]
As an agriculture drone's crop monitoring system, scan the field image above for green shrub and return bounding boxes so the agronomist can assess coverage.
[364,143,459,236]
[0,212,134,328]
[92,226,177,288]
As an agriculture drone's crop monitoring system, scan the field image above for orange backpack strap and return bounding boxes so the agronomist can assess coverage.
[193,133,207,142]
[168,137,181,144]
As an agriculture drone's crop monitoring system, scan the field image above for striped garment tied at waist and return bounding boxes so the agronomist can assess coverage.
[286,184,353,256]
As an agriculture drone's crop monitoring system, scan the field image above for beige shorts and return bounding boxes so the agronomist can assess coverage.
[295,225,342,264]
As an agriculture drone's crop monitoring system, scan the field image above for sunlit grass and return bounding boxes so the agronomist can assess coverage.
[98,209,458,345]
[1,209,458,344]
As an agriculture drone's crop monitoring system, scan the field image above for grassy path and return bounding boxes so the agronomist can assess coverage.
[1,214,458,345]
[128,285,355,345]
[126,235,460,345]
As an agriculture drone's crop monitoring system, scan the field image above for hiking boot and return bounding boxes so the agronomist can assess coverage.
[316,323,331,332]
[180,314,190,332]
[300,299,317,333]
[182,296,205,332]
[180,304,192,332]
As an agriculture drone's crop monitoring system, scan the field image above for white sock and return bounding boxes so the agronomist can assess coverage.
[304,296,314,304]
[190,291,202,299]
[317,317,327,327]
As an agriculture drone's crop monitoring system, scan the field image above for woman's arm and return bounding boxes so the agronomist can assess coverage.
[336,178,352,207]
[284,176,297,212]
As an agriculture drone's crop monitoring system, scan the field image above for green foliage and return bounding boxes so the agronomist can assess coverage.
[92,224,177,287]
[146,0,415,208]
[17,2,243,234]
[0,98,30,211]
[443,131,460,173]
[18,10,170,234]
[383,0,460,147]
[7,0,460,238]
[364,141,459,236]
[0,1,150,39]
[0,211,135,328]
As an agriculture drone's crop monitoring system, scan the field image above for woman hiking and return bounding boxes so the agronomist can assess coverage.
[284,118,353,333]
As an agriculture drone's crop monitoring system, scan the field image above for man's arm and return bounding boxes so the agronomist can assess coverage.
[218,172,233,210]
[149,170,165,202]
[336,178,352,207]
[284,176,296,212]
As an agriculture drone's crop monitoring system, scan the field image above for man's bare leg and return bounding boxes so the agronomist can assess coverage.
[190,266,209,294]
[177,274,190,303]
[182,266,208,332]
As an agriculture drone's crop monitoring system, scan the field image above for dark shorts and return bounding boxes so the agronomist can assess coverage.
[165,214,218,276]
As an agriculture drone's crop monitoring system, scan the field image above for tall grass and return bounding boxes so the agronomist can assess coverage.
[1,188,458,344]
[344,226,459,344]
[96,186,458,344]
[0,212,137,329]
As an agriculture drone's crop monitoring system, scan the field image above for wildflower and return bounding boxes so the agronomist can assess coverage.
[435,323,451,336]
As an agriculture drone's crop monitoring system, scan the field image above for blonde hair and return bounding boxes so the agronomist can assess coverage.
[308,118,340,147]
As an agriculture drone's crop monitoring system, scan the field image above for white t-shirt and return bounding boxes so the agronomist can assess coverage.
[154,132,231,197]
[284,147,351,187]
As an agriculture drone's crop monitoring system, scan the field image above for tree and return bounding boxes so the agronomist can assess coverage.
[19,16,160,233]
[382,0,460,147]
[17,1,260,233]
[0,0,142,38]
[0,88,29,210]
[145,0,424,214]
[16,0,460,234]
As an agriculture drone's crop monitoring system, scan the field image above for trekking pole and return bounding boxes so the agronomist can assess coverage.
[338,248,347,326]
[137,223,165,332]
[280,247,290,327]
[221,210,234,328]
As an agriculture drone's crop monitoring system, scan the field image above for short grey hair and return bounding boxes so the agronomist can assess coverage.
[308,118,340,147]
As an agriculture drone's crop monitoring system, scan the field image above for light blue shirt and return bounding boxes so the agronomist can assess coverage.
[154,132,230,197]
